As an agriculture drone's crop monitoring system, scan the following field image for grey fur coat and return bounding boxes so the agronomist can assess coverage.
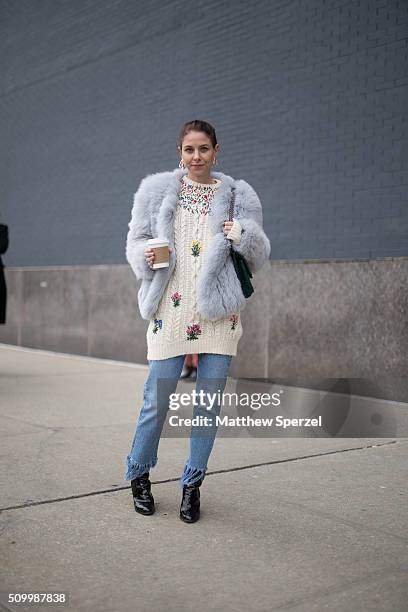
[126,167,270,321]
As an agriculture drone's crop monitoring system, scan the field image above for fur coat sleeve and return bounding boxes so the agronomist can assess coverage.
[125,178,155,281]
[233,180,271,274]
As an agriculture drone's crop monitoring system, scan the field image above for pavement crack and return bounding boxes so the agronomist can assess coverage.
[0,440,398,513]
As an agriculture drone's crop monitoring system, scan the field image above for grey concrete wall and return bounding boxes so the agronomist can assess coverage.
[1,258,407,402]
[1,0,408,268]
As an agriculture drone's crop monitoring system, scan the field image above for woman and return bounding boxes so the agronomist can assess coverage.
[124,119,270,523]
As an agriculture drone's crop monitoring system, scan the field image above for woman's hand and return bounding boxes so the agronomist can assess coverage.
[144,247,155,268]
[144,246,172,268]
[223,220,234,236]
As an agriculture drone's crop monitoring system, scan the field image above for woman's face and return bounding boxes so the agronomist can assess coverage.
[179,131,219,177]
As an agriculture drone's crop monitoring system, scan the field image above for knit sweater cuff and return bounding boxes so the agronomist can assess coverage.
[226,218,242,244]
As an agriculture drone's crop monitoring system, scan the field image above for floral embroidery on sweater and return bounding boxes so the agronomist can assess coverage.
[191,240,201,257]
[171,291,181,307]
[178,177,219,216]
[229,314,239,330]
[152,318,162,334]
[186,323,202,340]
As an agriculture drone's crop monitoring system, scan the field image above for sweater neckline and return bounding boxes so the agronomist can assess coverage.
[182,175,221,189]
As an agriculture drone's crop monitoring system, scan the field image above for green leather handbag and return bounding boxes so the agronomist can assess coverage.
[228,187,254,298]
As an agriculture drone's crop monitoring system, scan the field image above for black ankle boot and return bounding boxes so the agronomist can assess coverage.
[131,472,155,515]
[180,365,194,379]
[179,480,202,523]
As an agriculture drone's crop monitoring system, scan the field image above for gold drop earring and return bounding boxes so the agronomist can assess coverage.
[212,157,218,166]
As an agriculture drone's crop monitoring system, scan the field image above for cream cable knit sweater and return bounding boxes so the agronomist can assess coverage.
[146,175,243,360]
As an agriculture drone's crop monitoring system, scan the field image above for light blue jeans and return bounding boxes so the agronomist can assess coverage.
[124,353,233,489]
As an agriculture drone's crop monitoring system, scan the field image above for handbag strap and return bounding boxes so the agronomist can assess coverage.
[228,186,235,222]
[227,187,236,248]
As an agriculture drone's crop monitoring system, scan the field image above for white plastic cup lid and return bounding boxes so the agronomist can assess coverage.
[147,238,169,247]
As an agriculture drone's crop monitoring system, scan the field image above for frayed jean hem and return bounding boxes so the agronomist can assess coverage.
[124,455,158,481]
[179,464,207,489]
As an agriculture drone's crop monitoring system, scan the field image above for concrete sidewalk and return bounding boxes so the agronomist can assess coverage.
[0,345,407,612]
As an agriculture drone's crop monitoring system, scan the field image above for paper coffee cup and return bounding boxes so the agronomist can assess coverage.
[147,238,170,269]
